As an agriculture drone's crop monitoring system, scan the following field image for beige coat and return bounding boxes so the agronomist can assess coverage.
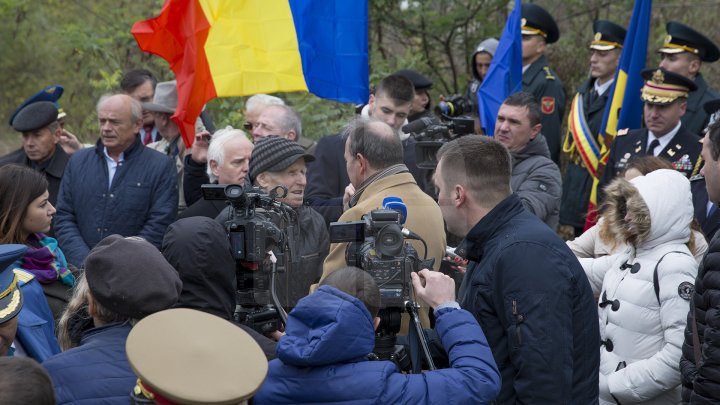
[320,172,446,331]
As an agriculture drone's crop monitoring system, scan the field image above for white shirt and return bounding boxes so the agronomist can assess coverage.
[647,122,682,156]
[103,147,125,189]
[595,78,614,97]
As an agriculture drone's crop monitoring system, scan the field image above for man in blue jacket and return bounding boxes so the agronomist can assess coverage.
[254,266,501,404]
[43,235,182,405]
[434,135,600,403]
[54,94,177,267]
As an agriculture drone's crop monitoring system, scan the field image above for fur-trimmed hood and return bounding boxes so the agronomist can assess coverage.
[601,169,692,251]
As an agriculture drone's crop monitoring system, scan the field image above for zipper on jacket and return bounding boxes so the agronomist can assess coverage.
[512,300,524,345]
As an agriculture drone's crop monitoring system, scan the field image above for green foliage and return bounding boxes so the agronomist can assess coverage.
[2,0,720,150]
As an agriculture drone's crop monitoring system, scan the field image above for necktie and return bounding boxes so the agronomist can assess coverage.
[647,138,660,155]
[142,130,152,145]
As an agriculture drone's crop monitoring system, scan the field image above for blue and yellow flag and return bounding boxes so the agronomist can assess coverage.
[586,0,652,228]
[478,0,523,136]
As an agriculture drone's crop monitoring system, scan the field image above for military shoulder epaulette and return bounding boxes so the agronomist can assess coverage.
[543,66,555,80]
[13,269,34,284]
[617,128,629,136]
[689,173,705,182]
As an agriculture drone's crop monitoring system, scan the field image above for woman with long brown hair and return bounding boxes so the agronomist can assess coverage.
[0,164,74,319]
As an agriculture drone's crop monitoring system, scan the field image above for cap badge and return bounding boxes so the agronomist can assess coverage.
[664,35,672,45]
[521,18,527,27]
[652,69,665,84]
[594,32,602,41]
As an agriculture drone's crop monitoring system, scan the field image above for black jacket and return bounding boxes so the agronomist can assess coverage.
[161,216,277,359]
[681,234,720,403]
[216,204,330,309]
[456,194,599,403]
[523,55,566,164]
[692,177,720,242]
[599,126,702,202]
[683,74,720,136]
[0,145,69,209]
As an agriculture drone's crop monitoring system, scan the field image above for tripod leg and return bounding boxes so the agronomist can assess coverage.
[406,301,436,371]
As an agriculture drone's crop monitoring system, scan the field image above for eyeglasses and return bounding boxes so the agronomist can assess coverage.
[243,122,254,131]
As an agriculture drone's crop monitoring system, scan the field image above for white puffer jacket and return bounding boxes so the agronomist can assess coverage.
[581,169,698,404]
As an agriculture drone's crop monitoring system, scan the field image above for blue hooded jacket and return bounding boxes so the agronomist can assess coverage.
[253,285,501,404]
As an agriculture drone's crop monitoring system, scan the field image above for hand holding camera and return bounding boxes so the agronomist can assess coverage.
[411,269,456,309]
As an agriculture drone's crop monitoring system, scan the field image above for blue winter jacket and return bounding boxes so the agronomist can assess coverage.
[14,269,60,362]
[43,322,135,405]
[253,285,501,405]
[456,193,600,404]
[55,136,178,266]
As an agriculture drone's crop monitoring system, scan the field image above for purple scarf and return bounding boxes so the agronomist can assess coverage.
[18,233,75,286]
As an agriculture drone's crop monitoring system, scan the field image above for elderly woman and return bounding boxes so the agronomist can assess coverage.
[581,169,698,404]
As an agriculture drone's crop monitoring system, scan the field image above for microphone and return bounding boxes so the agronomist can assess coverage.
[401,117,435,134]
[383,196,407,225]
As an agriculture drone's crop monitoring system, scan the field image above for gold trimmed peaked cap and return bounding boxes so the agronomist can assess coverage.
[521,3,559,44]
[658,21,720,62]
[640,67,697,105]
[590,20,626,51]
[0,245,27,324]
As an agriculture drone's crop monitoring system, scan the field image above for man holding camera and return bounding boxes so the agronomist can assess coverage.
[434,135,599,403]
[254,266,501,404]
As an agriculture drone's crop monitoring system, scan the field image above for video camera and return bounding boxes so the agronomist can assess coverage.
[435,94,475,117]
[402,115,475,169]
[329,208,435,372]
[202,184,298,334]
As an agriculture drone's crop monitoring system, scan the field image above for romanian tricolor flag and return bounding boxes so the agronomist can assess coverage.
[565,93,602,178]
[584,0,651,230]
[132,0,369,147]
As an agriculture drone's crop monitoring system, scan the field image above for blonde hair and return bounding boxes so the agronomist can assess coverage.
[57,273,91,351]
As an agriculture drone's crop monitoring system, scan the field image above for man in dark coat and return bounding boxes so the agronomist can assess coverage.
[43,235,182,405]
[54,94,178,267]
[178,127,253,220]
[681,119,720,403]
[434,135,599,403]
[599,68,702,197]
[520,3,566,164]
[560,20,626,235]
[658,21,720,136]
[0,102,69,210]
[305,74,425,225]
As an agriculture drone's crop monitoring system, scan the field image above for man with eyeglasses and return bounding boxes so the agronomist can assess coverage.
[243,94,285,132]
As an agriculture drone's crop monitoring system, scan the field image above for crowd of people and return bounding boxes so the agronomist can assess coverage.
[2,3,720,404]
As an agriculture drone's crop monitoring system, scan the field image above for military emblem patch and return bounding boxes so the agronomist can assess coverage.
[541,97,555,114]
[678,281,694,300]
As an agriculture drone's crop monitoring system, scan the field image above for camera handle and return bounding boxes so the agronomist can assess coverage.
[267,251,288,325]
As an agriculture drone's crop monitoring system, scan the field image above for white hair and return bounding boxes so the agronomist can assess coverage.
[245,94,285,112]
[206,126,249,182]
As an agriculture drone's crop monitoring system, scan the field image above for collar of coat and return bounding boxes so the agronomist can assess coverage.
[457,193,525,262]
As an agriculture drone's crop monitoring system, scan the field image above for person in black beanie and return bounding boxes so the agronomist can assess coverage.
[219,136,329,316]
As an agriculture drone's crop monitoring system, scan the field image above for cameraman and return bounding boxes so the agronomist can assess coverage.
[247,136,329,309]
[253,266,501,404]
